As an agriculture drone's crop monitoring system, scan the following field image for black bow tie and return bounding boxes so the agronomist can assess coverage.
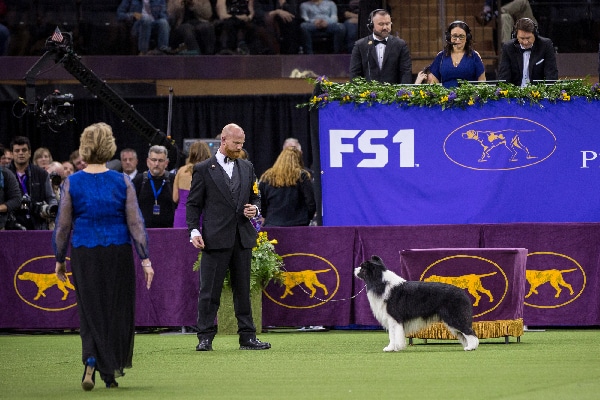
[224,156,233,164]
[520,47,531,53]
[373,39,387,46]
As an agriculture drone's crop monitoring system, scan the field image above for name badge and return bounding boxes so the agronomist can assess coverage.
[153,204,161,215]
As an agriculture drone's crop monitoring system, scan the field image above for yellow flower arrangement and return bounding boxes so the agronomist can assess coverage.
[193,231,284,293]
[298,77,600,110]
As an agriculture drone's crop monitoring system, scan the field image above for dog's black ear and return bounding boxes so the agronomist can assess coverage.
[371,255,383,263]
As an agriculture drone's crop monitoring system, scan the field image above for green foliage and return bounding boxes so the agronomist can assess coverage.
[193,231,284,293]
[299,76,600,110]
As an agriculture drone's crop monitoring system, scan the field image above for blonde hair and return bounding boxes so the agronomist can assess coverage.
[33,147,53,165]
[260,148,310,187]
[79,122,117,164]
[185,141,212,173]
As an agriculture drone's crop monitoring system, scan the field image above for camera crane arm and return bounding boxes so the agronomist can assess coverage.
[24,36,179,163]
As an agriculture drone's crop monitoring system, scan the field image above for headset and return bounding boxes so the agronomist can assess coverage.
[444,20,472,44]
[511,17,539,39]
[367,9,387,32]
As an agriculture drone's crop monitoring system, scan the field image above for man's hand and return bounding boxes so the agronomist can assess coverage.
[191,235,205,249]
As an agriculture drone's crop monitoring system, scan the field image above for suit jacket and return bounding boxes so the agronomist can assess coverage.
[349,35,413,84]
[498,36,558,86]
[186,155,260,250]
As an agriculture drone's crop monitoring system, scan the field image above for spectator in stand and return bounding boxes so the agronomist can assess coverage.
[1,162,22,230]
[254,0,301,54]
[62,161,75,177]
[70,150,88,171]
[299,0,345,54]
[8,136,57,230]
[1,144,13,166]
[215,0,256,54]
[132,145,176,228]
[33,147,53,170]
[117,0,171,55]
[342,0,359,54]
[172,140,211,228]
[259,147,315,226]
[476,0,536,45]
[168,0,216,55]
[0,9,8,56]
[120,148,139,180]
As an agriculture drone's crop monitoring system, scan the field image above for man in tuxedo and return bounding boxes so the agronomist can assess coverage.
[186,123,270,351]
[349,9,412,84]
[498,17,557,87]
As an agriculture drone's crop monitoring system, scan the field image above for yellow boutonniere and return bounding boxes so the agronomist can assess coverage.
[253,181,259,195]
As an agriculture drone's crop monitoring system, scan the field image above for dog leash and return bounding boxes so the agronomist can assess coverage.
[278,266,367,302]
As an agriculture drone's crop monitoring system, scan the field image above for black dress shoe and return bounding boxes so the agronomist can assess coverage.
[196,339,213,351]
[239,338,271,350]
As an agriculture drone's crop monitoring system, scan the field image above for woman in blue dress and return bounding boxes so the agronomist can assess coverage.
[428,20,486,88]
[53,123,154,391]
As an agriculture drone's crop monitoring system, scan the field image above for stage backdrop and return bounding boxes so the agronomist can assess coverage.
[319,99,600,226]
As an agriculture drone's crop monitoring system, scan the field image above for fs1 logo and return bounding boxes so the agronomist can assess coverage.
[329,129,415,168]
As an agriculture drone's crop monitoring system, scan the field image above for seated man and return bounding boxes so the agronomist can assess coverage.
[299,0,345,54]
[254,0,301,54]
[497,17,557,87]
[168,0,216,55]
[117,0,171,55]
[476,0,537,45]
[215,0,256,54]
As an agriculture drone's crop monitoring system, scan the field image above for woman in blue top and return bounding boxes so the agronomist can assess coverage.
[428,20,486,88]
[53,123,154,391]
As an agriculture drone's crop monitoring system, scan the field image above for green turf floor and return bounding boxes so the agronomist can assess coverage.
[0,328,598,399]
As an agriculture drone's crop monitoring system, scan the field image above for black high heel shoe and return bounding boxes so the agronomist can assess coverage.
[81,357,96,391]
[104,376,118,389]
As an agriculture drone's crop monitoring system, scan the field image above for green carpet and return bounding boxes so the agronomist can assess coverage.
[0,329,598,399]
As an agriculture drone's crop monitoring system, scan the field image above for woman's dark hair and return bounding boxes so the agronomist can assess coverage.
[444,20,473,57]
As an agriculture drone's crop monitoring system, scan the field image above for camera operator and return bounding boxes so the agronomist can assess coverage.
[0,165,22,230]
[216,0,255,54]
[7,136,58,230]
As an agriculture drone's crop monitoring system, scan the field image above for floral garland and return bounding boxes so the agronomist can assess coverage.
[298,76,600,110]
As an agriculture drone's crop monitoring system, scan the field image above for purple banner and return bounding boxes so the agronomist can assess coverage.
[481,223,600,326]
[399,248,527,322]
[1,224,599,329]
[0,229,198,329]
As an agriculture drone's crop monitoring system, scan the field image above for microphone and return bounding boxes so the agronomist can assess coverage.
[367,40,373,81]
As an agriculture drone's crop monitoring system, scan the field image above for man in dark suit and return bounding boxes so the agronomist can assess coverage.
[498,17,557,87]
[349,9,412,84]
[186,123,270,351]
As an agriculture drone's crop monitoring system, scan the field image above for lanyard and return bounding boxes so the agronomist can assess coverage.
[17,172,28,195]
[148,173,166,204]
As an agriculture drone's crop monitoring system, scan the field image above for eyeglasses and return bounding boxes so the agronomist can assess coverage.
[13,148,30,153]
[451,34,466,40]
[148,158,166,163]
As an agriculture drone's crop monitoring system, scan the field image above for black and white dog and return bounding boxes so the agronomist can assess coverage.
[354,255,479,352]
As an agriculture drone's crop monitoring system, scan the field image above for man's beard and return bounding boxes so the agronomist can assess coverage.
[225,149,242,159]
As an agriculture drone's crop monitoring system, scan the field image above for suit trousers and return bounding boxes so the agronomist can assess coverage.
[196,230,256,341]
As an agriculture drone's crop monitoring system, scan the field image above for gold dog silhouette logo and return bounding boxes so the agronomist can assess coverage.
[443,117,556,170]
[14,255,77,311]
[525,252,586,309]
[419,255,508,318]
[264,253,339,309]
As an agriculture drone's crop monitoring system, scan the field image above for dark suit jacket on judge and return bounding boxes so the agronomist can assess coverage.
[349,35,413,84]
[498,35,558,86]
[186,155,259,250]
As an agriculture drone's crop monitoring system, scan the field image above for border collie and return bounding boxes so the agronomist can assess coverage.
[354,255,479,352]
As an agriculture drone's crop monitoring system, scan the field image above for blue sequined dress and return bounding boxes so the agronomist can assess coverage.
[52,170,149,380]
